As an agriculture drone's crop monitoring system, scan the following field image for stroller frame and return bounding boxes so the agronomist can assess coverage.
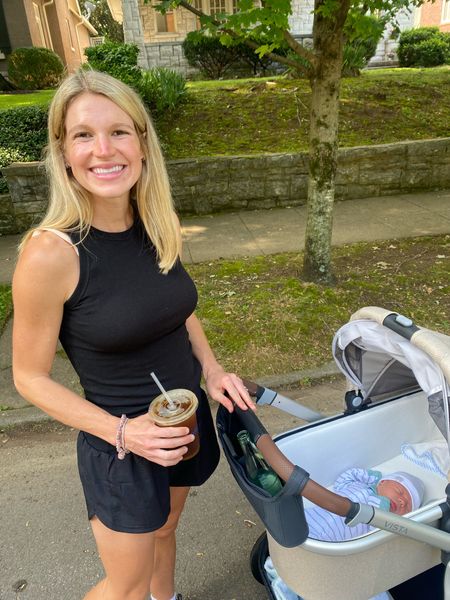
[217,306,450,600]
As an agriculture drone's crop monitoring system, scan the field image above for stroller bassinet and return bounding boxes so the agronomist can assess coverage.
[216,306,450,600]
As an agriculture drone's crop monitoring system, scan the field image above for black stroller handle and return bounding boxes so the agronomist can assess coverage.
[383,312,419,340]
[232,402,354,519]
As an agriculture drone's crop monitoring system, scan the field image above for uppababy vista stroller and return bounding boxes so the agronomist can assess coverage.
[217,306,450,600]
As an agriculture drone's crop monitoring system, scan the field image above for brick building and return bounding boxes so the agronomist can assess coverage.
[415,0,450,32]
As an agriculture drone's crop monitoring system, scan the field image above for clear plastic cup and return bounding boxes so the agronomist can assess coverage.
[148,389,199,460]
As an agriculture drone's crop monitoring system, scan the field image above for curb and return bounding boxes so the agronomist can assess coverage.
[0,361,342,431]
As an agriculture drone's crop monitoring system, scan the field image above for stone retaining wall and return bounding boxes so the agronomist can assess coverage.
[1,138,449,233]
[0,193,17,235]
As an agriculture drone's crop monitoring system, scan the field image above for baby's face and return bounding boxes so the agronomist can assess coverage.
[377,480,412,515]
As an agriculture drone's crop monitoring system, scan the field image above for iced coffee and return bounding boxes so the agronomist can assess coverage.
[148,389,199,460]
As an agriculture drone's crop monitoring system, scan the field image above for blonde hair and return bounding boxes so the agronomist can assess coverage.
[20,70,180,273]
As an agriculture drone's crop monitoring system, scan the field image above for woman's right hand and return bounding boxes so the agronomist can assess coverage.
[124,414,195,466]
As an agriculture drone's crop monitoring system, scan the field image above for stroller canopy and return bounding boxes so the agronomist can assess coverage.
[332,306,450,439]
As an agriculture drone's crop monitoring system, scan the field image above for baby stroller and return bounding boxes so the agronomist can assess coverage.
[216,306,450,599]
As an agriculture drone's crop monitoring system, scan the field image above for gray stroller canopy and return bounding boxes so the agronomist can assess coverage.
[332,306,450,441]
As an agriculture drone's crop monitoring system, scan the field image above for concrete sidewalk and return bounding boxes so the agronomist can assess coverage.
[0,189,449,429]
[1,189,450,283]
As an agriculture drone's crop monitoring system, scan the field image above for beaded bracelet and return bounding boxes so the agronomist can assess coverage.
[116,414,130,460]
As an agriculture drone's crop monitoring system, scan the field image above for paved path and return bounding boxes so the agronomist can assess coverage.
[1,190,450,283]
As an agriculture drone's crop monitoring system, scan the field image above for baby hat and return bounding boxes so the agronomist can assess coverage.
[380,471,425,511]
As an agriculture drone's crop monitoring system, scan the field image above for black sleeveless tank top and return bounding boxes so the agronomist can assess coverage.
[59,220,202,417]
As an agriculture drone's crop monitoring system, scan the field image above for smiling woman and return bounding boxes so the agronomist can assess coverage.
[11,70,254,600]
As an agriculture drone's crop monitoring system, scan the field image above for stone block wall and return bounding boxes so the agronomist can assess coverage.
[2,162,49,232]
[144,42,199,77]
[1,138,449,233]
[0,194,17,235]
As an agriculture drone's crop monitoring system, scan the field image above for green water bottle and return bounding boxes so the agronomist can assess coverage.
[237,430,283,497]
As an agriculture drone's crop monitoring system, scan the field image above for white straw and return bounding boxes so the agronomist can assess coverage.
[150,371,177,410]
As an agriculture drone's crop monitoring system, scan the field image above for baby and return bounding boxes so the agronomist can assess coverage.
[264,468,425,600]
[305,468,425,542]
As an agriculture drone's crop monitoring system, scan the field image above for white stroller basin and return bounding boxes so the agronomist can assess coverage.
[269,390,447,599]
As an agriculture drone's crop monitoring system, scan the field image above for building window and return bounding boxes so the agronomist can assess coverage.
[156,10,175,32]
[442,0,450,23]
[209,0,226,17]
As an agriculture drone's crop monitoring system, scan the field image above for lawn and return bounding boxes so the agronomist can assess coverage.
[156,66,450,158]
[186,234,449,378]
[0,89,54,110]
[0,67,449,159]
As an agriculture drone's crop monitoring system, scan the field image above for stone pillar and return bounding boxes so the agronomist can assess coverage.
[122,0,149,68]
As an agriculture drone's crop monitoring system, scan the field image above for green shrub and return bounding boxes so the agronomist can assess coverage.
[84,41,142,88]
[0,148,28,193]
[182,31,241,79]
[237,34,289,76]
[0,105,48,192]
[7,47,64,90]
[138,68,187,113]
[398,27,450,67]
[342,15,385,76]
[414,37,450,67]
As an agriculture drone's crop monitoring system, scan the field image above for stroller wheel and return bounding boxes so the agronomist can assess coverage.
[250,531,269,584]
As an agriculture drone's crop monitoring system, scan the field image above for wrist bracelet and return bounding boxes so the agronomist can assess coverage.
[116,414,130,460]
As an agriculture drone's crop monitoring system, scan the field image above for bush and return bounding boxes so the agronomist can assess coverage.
[7,47,64,90]
[0,148,28,193]
[0,105,48,192]
[398,27,450,67]
[237,35,289,76]
[414,37,450,67]
[342,15,385,76]
[84,41,142,88]
[342,36,380,76]
[138,68,187,113]
[182,31,241,79]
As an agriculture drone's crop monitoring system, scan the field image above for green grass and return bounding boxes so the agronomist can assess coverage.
[0,89,54,110]
[187,234,450,378]
[155,66,450,158]
[0,285,12,333]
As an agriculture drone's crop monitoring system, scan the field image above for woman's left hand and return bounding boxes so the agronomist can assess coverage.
[204,366,256,413]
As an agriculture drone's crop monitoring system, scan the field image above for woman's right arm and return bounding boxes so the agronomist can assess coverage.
[12,233,192,465]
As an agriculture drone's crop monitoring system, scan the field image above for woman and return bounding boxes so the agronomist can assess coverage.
[12,70,254,600]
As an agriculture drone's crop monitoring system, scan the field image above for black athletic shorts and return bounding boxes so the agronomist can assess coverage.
[77,389,220,533]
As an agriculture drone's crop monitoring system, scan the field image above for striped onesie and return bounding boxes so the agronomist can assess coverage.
[306,468,391,541]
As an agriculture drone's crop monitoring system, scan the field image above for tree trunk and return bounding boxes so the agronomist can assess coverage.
[302,0,348,284]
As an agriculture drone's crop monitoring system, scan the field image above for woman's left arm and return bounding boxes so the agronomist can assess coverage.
[186,313,255,413]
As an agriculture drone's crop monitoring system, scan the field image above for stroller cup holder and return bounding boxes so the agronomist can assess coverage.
[216,404,311,548]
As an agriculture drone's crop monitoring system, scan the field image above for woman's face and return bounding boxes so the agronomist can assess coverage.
[64,92,144,207]
[377,479,412,515]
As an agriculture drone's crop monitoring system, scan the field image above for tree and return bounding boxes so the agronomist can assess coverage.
[152,0,422,283]
[80,0,124,42]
